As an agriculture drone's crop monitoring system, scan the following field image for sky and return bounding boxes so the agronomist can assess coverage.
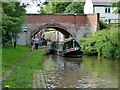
[19,0,45,14]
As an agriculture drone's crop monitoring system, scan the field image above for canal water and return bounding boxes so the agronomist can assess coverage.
[43,55,118,88]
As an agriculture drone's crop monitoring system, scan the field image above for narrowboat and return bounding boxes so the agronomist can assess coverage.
[49,39,83,58]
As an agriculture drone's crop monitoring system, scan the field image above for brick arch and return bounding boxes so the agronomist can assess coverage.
[30,22,73,38]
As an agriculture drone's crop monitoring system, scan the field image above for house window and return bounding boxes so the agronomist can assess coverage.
[105,7,111,13]
[108,8,110,13]
[105,8,107,13]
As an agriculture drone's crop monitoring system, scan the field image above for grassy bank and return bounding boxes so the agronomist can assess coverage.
[2,50,45,88]
[2,46,31,76]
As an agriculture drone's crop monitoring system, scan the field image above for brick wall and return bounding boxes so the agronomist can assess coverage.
[17,14,99,45]
[25,14,99,25]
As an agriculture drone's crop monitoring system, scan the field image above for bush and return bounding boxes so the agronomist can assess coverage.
[99,20,108,30]
[80,28,120,60]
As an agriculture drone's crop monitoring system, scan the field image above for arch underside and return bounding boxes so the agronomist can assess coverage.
[30,23,73,38]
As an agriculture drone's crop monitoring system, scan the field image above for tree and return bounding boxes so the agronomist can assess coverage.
[2,2,26,47]
[41,2,84,14]
[112,1,120,45]
[51,2,71,14]
[64,2,84,14]
[40,2,54,14]
[112,1,120,14]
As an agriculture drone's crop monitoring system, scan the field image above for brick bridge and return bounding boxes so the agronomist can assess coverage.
[17,14,99,45]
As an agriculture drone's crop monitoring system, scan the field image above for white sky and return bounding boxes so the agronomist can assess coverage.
[19,0,45,14]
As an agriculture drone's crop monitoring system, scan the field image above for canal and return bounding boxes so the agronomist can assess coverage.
[42,55,118,88]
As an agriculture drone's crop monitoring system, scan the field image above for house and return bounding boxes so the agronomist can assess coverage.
[84,0,119,23]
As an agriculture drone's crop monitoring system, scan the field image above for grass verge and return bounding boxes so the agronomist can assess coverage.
[2,50,45,88]
[2,46,31,76]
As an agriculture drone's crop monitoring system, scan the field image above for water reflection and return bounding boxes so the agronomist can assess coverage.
[43,55,118,88]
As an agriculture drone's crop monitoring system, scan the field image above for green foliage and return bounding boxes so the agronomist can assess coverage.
[41,2,70,14]
[41,2,84,14]
[44,31,56,41]
[99,20,108,30]
[40,2,53,14]
[51,2,71,14]
[80,28,120,60]
[112,1,120,14]
[0,48,2,77]
[2,2,26,46]
[64,2,84,14]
